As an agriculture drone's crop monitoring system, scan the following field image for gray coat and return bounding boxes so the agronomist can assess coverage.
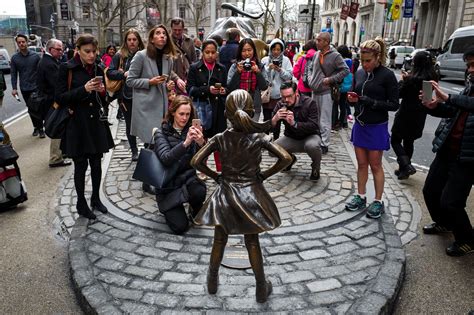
[126,49,178,143]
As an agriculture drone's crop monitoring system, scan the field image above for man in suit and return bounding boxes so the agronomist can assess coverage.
[37,39,71,167]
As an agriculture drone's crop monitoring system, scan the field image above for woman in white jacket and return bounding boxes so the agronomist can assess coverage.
[261,38,294,139]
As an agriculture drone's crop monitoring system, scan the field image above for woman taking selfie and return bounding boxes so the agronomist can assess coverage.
[227,38,268,122]
[187,39,227,172]
[107,29,145,161]
[154,95,207,234]
[55,34,114,220]
[345,38,399,219]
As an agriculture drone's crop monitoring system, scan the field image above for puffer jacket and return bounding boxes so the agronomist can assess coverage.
[153,122,205,212]
[429,86,474,162]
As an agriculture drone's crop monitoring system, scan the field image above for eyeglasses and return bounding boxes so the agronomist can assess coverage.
[52,47,63,52]
[281,93,295,100]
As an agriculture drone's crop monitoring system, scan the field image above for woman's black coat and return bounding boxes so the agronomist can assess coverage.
[187,60,228,138]
[153,122,206,213]
[55,57,114,158]
[391,77,428,139]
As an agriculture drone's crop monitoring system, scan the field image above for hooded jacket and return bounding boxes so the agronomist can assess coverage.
[308,46,349,95]
[293,48,317,93]
[261,39,294,100]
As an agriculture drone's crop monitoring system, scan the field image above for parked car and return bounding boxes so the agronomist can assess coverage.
[436,25,474,81]
[0,48,10,74]
[387,45,415,69]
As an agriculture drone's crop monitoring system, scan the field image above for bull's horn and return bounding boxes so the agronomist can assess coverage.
[221,2,264,19]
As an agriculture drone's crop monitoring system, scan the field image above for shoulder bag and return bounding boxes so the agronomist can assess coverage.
[104,57,123,93]
[132,133,179,189]
[44,70,72,139]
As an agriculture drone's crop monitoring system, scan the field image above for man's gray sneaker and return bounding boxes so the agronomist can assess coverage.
[366,201,385,219]
[345,195,367,211]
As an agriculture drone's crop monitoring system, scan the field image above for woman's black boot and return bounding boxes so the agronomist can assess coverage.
[91,199,108,214]
[77,198,96,220]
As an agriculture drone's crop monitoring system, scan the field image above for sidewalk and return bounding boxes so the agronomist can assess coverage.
[56,118,422,313]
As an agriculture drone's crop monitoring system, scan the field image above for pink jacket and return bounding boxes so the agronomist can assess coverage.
[293,49,316,94]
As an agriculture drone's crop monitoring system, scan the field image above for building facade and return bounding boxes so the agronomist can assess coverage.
[319,0,474,48]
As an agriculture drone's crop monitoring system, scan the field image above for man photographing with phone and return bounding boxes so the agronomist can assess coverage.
[420,47,474,256]
[271,81,322,181]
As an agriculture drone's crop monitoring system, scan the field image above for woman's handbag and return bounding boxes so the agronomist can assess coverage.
[44,70,72,139]
[132,135,179,189]
[0,144,18,166]
[193,99,213,130]
[104,57,123,93]
[260,85,271,104]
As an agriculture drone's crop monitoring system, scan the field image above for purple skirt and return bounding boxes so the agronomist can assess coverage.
[351,121,390,151]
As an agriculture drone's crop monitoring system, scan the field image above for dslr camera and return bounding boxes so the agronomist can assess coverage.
[243,58,252,71]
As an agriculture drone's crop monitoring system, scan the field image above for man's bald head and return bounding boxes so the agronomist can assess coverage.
[316,32,331,51]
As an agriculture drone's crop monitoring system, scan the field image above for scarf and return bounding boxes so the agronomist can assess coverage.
[204,60,215,71]
[239,59,257,93]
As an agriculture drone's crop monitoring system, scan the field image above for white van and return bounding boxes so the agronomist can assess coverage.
[436,25,474,81]
[0,48,10,74]
[388,45,415,68]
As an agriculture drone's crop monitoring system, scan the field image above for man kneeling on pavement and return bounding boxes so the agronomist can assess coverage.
[271,81,322,181]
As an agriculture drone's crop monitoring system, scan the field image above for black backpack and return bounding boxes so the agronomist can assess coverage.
[302,55,314,89]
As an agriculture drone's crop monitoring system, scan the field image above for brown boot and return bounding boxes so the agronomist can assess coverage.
[256,280,273,303]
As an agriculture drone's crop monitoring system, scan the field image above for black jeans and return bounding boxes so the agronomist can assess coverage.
[163,180,206,235]
[22,90,43,130]
[423,149,474,242]
[391,133,414,159]
[331,93,347,127]
[121,99,137,154]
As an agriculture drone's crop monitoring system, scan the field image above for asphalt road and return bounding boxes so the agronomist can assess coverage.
[0,115,81,313]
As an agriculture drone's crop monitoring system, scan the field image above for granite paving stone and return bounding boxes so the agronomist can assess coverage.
[59,118,418,313]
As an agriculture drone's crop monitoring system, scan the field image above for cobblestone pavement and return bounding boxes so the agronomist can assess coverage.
[57,118,422,313]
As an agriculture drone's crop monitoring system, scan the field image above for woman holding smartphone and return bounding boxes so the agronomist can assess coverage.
[153,95,206,234]
[106,29,145,161]
[55,34,114,220]
[345,38,399,219]
[227,38,268,122]
[187,39,227,172]
[391,51,437,180]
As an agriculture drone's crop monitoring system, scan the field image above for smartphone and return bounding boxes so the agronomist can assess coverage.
[94,76,103,82]
[422,80,432,102]
[192,119,201,128]
[347,91,359,98]
[214,83,222,89]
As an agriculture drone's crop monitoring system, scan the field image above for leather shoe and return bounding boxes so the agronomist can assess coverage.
[142,183,156,194]
[131,152,139,161]
[49,160,72,168]
[310,169,320,181]
[91,199,108,214]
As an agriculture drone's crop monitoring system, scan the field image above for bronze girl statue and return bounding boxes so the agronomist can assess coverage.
[191,89,292,303]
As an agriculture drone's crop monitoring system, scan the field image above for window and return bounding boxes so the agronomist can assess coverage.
[82,5,91,20]
[178,4,186,19]
[440,39,451,54]
[451,36,474,54]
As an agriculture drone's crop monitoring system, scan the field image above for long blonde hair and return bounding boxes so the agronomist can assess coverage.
[360,37,387,66]
[225,90,271,134]
[119,28,145,59]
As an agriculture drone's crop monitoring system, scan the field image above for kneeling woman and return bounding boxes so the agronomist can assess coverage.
[153,95,207,234]
[191,90,292,303]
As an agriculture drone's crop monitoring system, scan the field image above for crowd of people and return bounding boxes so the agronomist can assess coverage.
[6,16,473,262]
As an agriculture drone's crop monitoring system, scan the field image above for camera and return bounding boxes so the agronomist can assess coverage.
[243,58,252,71]
[272,59,281,67]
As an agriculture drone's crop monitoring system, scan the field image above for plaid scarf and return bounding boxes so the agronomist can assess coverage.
[239,69,257,93]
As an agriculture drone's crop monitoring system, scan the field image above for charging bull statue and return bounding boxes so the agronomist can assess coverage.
[207,3,268,59]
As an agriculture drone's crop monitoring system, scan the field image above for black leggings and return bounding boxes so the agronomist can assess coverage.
[121,99,137,154]
[391,133,415,159]
[73,154,103,204]
[163,181,206,234]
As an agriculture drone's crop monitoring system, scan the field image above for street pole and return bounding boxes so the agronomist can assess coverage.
[210,0,216,33]
[308,0,316,41]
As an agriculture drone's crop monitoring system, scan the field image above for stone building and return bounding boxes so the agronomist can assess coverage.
[319,0,474,48]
